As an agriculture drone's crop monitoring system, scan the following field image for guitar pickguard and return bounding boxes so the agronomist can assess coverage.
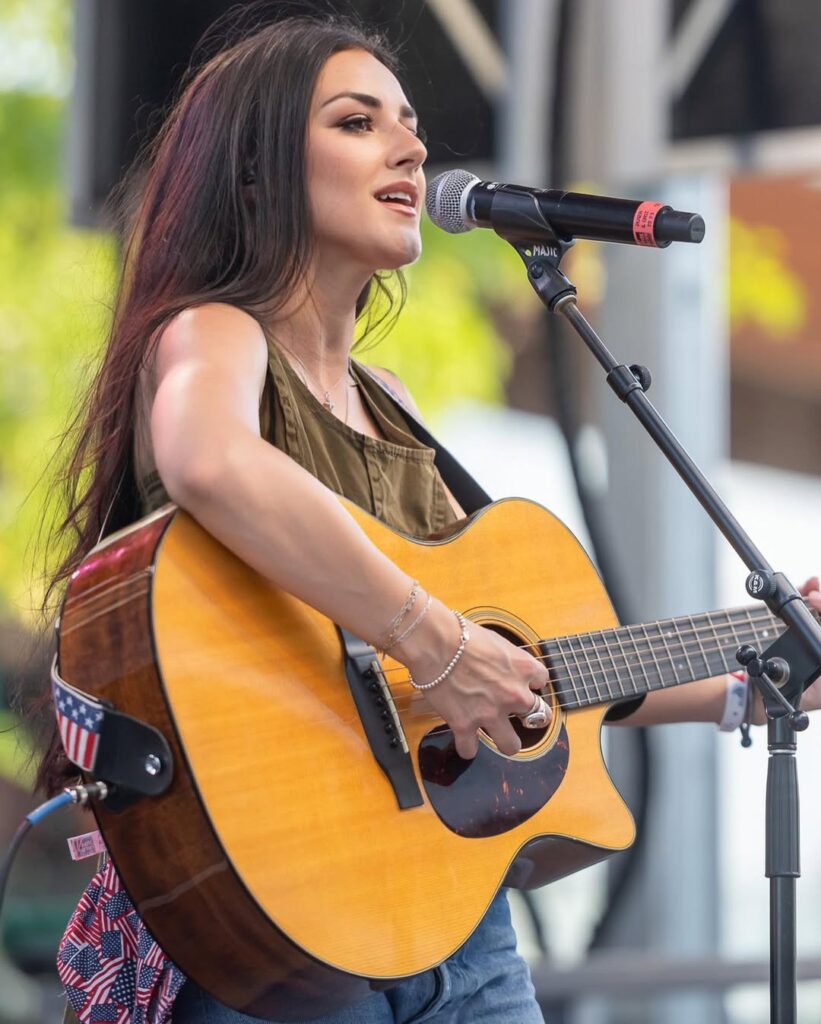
[418,724,569,838]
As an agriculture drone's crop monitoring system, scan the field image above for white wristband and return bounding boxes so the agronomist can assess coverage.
[718,672,748,732]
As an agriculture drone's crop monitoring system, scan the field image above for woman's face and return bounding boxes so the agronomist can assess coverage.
[306,48,427,277]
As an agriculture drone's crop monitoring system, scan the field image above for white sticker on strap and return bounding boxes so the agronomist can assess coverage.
[67,829,106,861]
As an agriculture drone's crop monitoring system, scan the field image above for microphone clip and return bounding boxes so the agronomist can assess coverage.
[512,237,577,313]
[481,186,578,310]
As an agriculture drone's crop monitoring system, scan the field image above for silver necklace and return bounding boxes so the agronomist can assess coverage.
[288,351,357,421]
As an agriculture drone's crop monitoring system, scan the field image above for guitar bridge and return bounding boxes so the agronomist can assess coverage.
[337,627,424,810]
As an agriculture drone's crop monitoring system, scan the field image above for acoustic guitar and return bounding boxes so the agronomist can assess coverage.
[58,496,798,1020]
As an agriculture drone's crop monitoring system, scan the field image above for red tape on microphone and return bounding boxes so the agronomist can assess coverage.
[633,201,664,247]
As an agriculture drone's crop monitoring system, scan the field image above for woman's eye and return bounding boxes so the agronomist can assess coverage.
[340,116,372,133]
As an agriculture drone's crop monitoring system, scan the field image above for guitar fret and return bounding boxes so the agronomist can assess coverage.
[750,606,777,648]
[572,633,605,704]
[707,612,725,678]
[671,618,697,680]
[724,609,739,674]
[581,630,614,704]
[556,640,578,703]
[626,622,654,693]
[655,620,683,685]
[610,627,639,698]
[550,638,584,708]
[689,614,712,679]
[561,636,592,706]
[638,622,666,690]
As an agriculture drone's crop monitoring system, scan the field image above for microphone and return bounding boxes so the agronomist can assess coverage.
[425,169,705,248]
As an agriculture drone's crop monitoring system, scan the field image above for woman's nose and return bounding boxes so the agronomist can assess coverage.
[388,124,427,170]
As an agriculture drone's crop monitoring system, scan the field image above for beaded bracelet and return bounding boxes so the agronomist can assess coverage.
[409,612,470,691]
[374,579,420,652]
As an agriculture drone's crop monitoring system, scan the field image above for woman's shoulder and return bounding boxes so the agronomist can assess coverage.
[154,303,269,380]
[159,302,267,349]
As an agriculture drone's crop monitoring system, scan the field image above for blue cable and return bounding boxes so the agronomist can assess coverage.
[25,790,74,826]
[1,783,108,923]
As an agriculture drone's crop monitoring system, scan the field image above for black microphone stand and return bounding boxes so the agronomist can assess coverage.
[489,202,821,1024]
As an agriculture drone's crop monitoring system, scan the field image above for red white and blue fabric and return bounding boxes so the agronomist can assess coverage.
[52,669,104,772]
[57,858,186,1023]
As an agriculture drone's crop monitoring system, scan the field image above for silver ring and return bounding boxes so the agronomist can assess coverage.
[521,693,549,729]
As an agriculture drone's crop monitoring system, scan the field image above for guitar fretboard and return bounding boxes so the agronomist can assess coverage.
[542,606,787,709]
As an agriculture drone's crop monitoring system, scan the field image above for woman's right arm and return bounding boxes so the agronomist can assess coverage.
[151,304,549,758]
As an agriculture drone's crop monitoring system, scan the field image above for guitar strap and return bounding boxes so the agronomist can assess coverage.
[359,366,493,516]
[50,655,174,806]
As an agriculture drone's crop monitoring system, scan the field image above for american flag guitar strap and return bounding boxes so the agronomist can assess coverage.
[51,659,106,773]
[50,656,174,799]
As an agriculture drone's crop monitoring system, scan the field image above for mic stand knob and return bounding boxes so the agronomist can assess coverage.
[746,569,777,600]
[735,645,807,729]
[629,364,652,391]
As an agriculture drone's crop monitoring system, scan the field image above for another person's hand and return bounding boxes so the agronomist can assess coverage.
[795,576,821,713]
[749,576,821,722]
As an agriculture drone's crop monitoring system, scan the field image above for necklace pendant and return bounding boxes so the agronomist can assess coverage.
[323,391,334,412]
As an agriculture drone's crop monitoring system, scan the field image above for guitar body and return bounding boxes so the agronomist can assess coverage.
[59,497,635,1019]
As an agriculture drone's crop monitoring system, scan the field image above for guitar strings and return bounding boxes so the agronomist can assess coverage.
[349,602,817,713]
[380,626,769,684]
[376,619,791,710]
[375,607,783,677]
[384,664,742,714]
[507,603,812,660]
[377,634,768,685]
[385,641,766,713]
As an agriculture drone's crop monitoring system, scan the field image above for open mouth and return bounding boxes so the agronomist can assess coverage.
[374,186,418,213]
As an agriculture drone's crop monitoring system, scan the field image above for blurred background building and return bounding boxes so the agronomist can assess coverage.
[0,1,819,1022]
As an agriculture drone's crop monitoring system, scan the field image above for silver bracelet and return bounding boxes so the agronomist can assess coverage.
[384,592,432,652]
[409,612,470,691]
[375,579,420,652]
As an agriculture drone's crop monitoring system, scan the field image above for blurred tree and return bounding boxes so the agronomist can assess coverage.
[0,0,70,96]
[358,218,529,413]
[0,0,528,620]
[0,86,116,619]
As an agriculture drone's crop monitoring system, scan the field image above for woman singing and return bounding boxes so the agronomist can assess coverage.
[38,12,820,1024]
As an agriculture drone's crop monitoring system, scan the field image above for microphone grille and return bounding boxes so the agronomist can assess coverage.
[425,169,479,233]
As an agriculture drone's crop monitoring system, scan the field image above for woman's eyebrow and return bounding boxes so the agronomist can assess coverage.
[320,91,416,120]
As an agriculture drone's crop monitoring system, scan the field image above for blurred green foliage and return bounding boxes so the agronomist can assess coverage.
[0,0,71,95]
[0,0,530,622]
[358,218,528,411]
[0,88,116,621]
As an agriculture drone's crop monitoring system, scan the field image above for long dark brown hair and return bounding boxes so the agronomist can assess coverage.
[34,11,406,795]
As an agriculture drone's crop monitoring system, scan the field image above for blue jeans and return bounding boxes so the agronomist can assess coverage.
[172,890,543,1023]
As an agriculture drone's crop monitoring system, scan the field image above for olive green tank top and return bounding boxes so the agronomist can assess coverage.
[137,342,458,540]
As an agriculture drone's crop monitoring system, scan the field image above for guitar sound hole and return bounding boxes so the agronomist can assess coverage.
[482,623,553,752]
